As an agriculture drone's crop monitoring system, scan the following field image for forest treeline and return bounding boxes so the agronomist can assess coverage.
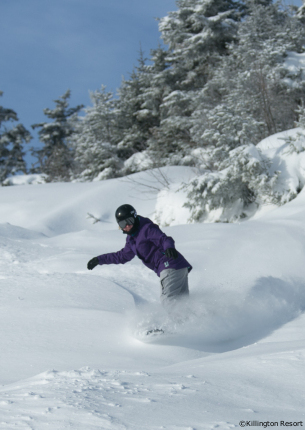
[1,0,305,221]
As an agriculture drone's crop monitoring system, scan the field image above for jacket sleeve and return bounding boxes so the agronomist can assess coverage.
[97,240,135,265]
[145,223,175,251]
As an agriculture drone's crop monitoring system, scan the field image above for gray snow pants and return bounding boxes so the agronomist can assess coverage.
[159,267,189,306]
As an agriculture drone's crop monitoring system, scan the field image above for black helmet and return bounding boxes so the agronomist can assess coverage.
[115,204,137,230]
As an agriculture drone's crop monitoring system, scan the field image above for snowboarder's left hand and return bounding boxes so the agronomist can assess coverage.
[87,257,99,270]
[165,248,179,260]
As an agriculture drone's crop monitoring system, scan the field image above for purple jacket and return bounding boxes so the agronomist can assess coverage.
[97,216,192,277]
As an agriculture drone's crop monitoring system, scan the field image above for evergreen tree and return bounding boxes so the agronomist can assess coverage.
[114,64,149,158]
[118,45,172,172]
[191,103,265,169]
[70,87,122,181]
[32,90,83,182]
[73,47,172,179]
[112,46,166,171]
[192,0,305,148]
[297,0,305,23]
[146,0,243,165]
[159,0,243,89]
[184,144,280,222]
[0,91,31,183]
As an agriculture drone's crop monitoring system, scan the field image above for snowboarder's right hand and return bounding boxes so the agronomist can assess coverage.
[87,257,99,270]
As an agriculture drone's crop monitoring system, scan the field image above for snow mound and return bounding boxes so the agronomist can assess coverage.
[2,173,46,186]
[257,127,305,200]
[153,183,192,226]
[0,222,45,240]
[0,167,194,236]
[257,128,303,151]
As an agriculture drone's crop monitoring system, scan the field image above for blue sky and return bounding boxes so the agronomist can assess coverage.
[0,0,177,166]
[0,0,303,168]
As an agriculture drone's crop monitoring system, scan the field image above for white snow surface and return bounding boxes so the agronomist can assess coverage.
[0,162,305,429]
[2,173,46,186]
[257,127,305,198]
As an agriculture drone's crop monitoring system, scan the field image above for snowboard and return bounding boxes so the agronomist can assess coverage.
[146,328,164,336]
[134,327,166,343]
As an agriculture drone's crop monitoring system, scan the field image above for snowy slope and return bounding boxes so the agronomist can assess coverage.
[0,164,305,429]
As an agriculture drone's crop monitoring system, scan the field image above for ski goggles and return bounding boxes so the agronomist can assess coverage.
[118,217,135,229]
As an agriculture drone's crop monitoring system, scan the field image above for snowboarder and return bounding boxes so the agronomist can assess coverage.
[87,204,192,307]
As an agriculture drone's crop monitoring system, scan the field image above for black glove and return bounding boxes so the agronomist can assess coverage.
[87,257,99,270]
[165,248,179,260]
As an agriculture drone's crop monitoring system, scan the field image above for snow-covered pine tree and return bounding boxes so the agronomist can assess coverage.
[184,144,280,222]
[114,69,146,160]
[70,47,170,179]
[112,46,167,174]
[297,0,305,23]
[120,45,172,172]
[159,0,243,89]
[191,102,265,169]
[192,0,305,147]
[0,91,31,184]
[32,90,83,182]
[70,87,122,181]
[146,0,243,165]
